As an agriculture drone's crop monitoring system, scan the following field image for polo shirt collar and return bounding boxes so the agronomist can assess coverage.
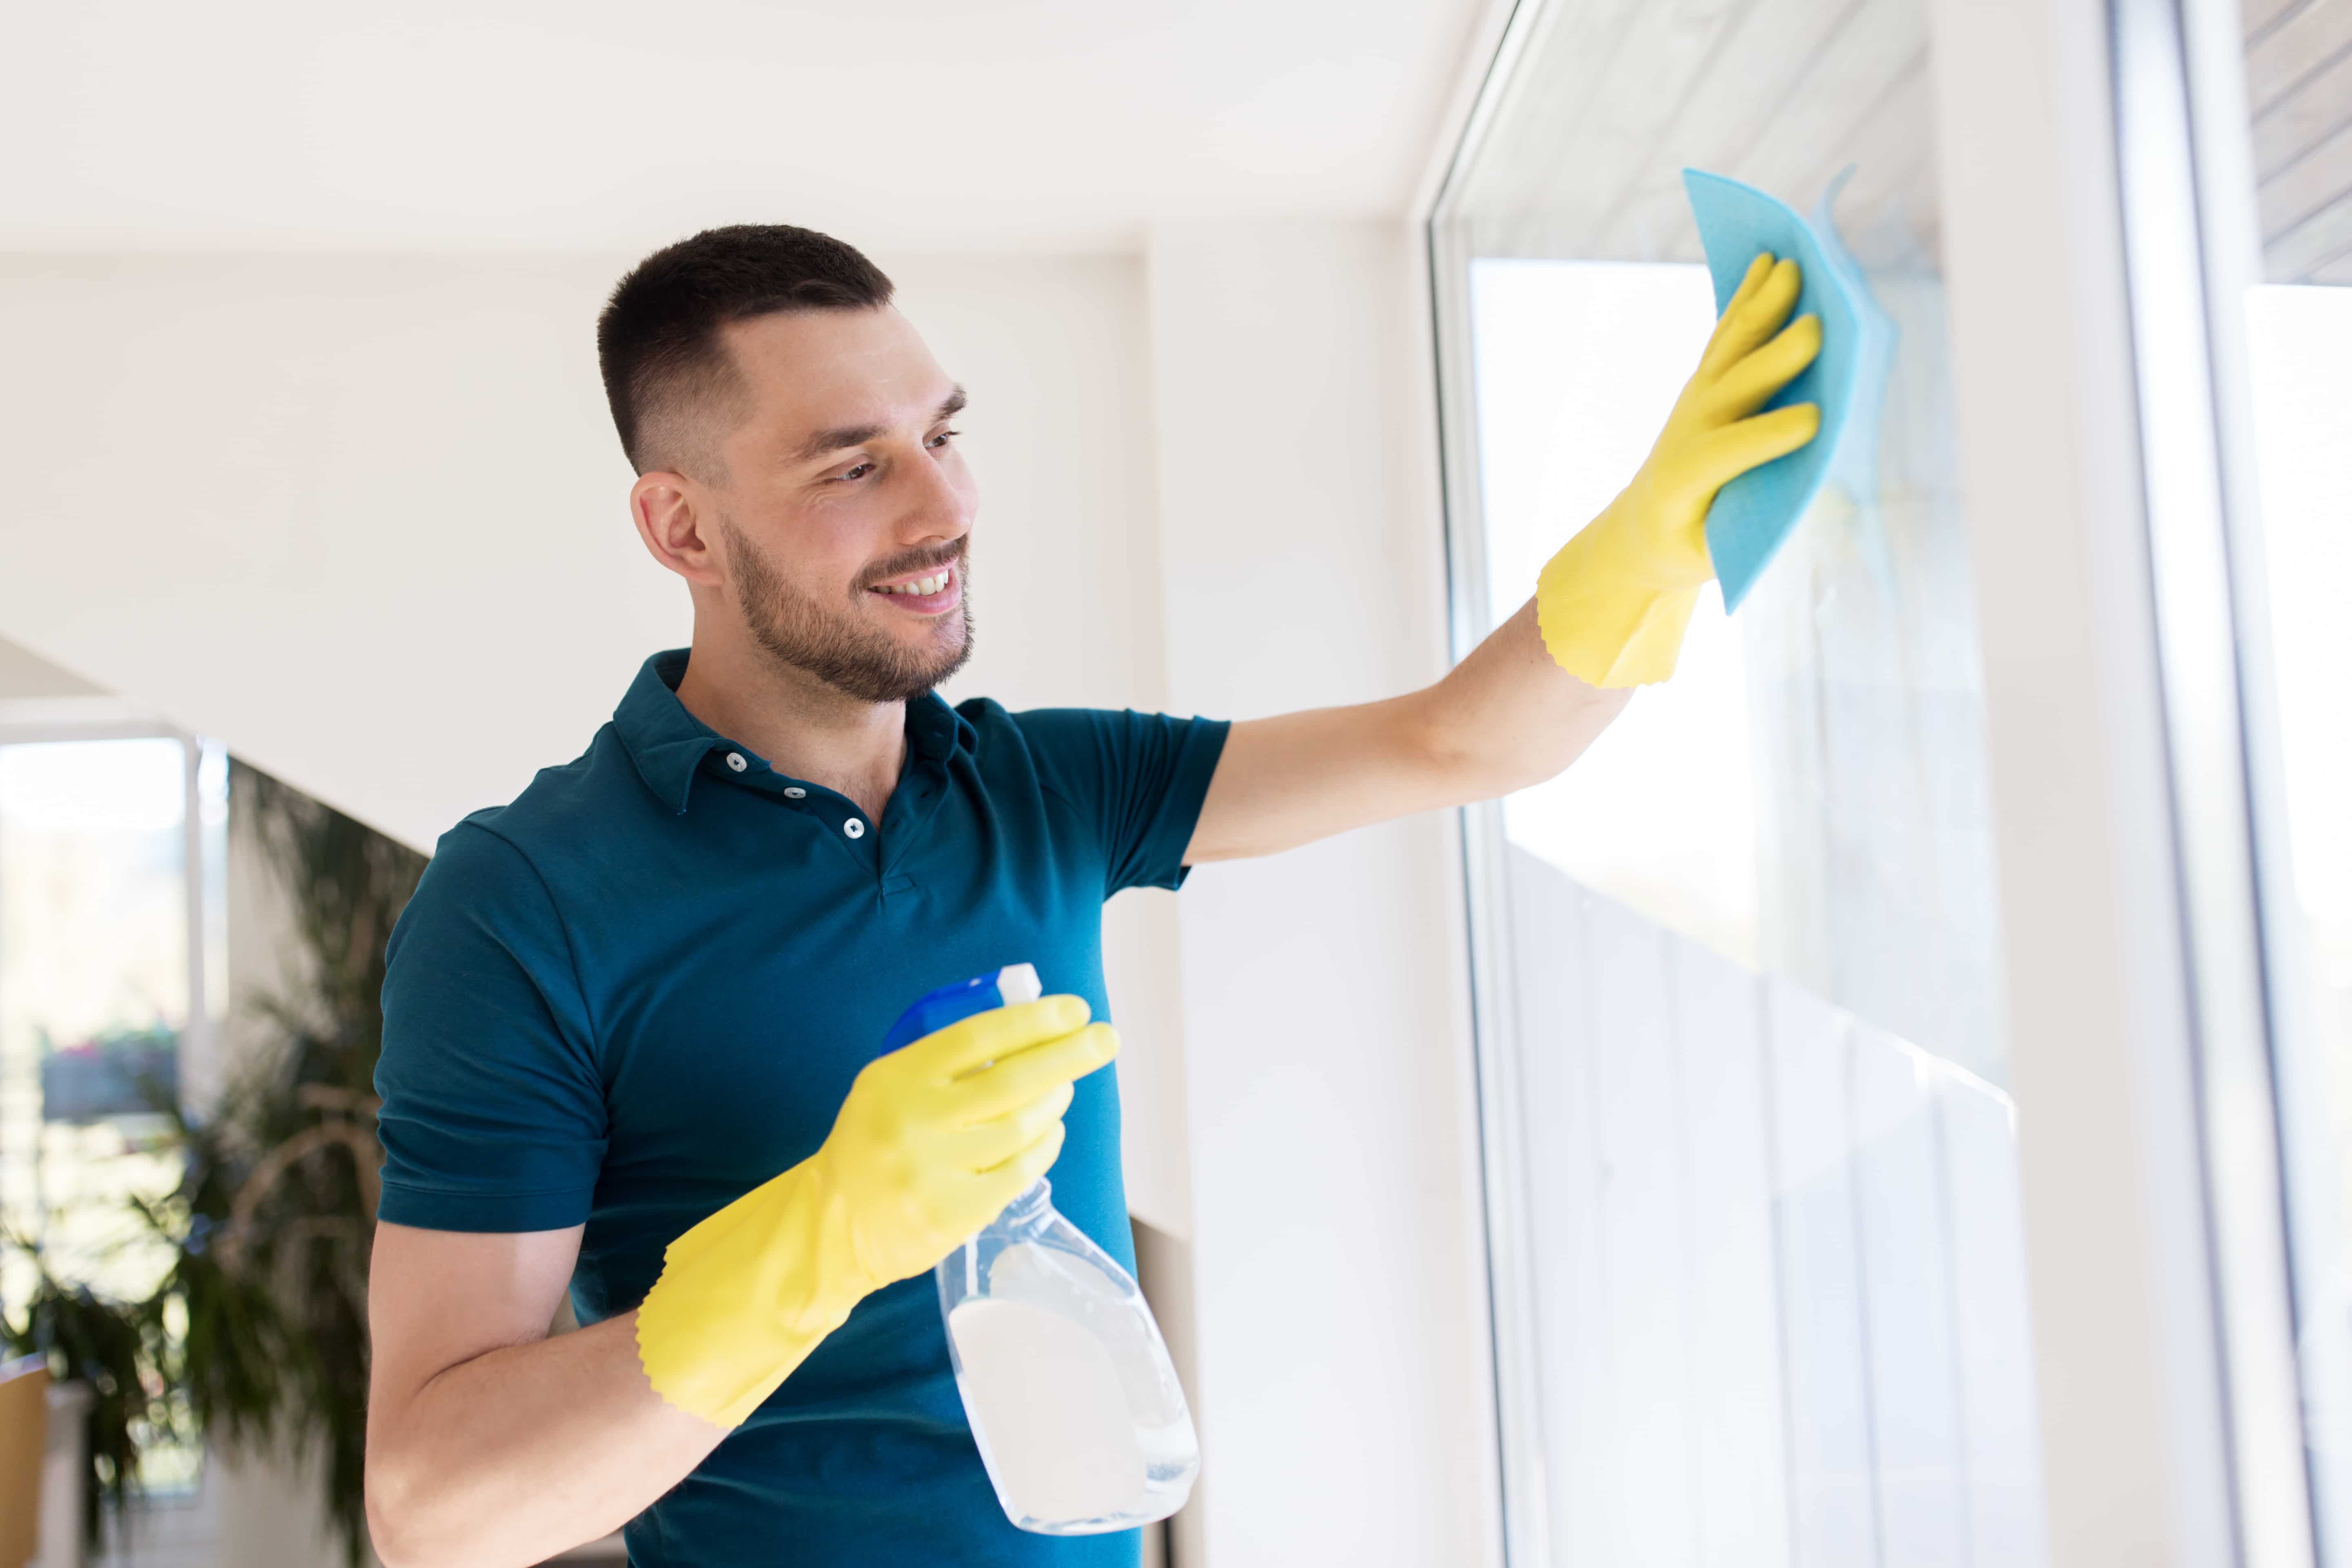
[906,684,980,768]
[613,648,976,814]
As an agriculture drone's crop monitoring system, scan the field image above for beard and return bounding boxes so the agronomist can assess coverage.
[721,518,973,704]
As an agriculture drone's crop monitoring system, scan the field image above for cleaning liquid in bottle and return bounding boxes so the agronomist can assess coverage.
[882,964,1201,1535]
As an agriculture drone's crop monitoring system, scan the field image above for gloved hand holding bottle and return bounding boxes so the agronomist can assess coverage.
[1535,252,1824,688]
[634,996,1118,1428]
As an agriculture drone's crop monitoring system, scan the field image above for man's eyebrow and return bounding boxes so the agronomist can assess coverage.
[791,386,967,464]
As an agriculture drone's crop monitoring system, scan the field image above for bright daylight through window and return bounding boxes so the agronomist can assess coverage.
[0,732,225,1492]
[2243,275,2352,1565]
[2212,0,2352,1546]
[1433,0,2040,1563]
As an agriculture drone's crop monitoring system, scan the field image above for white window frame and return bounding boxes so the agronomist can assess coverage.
[2109,0,2332,1559]
[0,697,220,1207]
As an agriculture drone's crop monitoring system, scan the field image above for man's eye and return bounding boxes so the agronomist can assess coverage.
[839,461,875,482]
[928,428,961,450]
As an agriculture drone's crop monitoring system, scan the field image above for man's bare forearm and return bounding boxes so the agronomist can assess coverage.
[1186,596,1630,863]
[366,1310,723,1568]
[1414,595,1632,800]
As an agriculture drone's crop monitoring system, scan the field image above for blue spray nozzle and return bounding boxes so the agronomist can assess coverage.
[882,963,1043,1051]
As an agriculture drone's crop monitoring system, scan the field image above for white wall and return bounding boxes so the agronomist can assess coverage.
[0,251,673,847]
[0,633,104,699]
[1147,221,1497,1568]
[0,251,1171,852]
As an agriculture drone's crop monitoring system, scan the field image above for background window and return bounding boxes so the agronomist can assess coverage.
[0,729,226,1492]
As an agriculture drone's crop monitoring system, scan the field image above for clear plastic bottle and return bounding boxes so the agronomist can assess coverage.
[884,964,1201,1535]
[939,1177,1200,1533]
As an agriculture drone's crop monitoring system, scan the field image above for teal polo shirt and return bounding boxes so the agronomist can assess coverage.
[375,649,1228,1567]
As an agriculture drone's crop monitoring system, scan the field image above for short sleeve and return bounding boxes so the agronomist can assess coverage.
[374,819,607,1233]
[1011,709,1231,896]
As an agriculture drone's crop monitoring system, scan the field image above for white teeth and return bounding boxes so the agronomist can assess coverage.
[881,568,950,596]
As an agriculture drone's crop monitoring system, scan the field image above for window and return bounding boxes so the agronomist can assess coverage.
[2240,9,2352,1547]
[0,711,227,1491]
[2111,0,2352,1554]
[1432,1,2044,1561]
[2245,276,2352,1561]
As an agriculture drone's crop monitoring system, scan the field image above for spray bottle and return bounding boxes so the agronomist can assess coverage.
[882,964,1201,1534]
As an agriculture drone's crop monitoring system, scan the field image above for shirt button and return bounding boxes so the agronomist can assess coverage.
[844,819,866,840]
[725,753,747,772]
[782,786,807,799]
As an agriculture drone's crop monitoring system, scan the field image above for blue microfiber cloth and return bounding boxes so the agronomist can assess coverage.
[1683,167,1895,610]
[1807,169,1904,608]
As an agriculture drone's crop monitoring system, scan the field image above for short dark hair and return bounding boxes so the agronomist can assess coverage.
[597,224,895,477]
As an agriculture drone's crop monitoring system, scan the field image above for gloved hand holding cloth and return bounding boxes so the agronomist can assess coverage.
[635,996,1118,1428]
[1535,252,1823,688]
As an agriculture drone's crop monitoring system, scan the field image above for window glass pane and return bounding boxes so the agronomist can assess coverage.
[1434,0,2044,1561]
[2229,1,2352,1547]
[1470,261,1759,962]
[0,739,191,1322]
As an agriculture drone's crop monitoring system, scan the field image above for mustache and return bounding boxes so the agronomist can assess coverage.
[858,538,968,591]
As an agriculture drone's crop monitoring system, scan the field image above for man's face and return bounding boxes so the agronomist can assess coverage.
[699,306,977,703]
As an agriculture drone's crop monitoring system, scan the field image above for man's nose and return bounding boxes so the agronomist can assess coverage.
[895,445,973,542]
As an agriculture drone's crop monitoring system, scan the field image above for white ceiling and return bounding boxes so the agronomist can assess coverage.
[4,0,1486,256]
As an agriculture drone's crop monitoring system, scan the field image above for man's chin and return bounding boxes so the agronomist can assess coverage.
[814,619,970,704]
[890,605,968,668]
[909,618,973,693]
[742,586,972,704]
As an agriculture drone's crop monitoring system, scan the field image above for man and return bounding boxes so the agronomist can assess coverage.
[363,225,1816,1567]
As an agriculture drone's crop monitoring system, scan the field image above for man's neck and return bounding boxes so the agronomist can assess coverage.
[671,630,909,822]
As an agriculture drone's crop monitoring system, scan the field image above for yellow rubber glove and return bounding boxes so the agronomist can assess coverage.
[1535,252,1824,687]
[635,996,1117,1428]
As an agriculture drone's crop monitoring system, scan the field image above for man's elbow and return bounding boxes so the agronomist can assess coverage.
[1410,714,1564,807]
[365,1479,411,1568]
[365,1461,419,1568]
[365,1444,456,1568]
[1423,689,1634,804]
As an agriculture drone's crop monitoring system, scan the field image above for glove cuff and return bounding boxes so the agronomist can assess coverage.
[1536,512,1710,688]
[634,1160,870,1429]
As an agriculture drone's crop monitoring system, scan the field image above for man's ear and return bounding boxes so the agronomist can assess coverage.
[631,472,724,587]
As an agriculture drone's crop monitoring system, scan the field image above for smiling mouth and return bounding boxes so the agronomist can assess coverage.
[865,559,963,615]
[874,566,953,597]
